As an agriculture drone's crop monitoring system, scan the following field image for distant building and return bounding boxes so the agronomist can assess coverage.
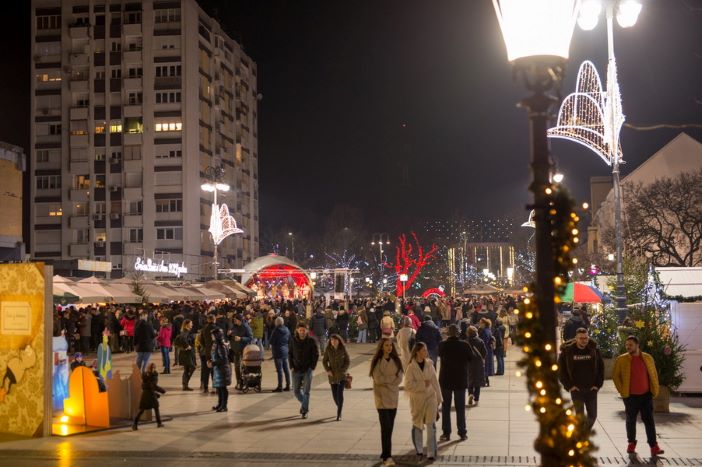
[30,0,259,279]
[589,132,702,262]
[0,143,26,261]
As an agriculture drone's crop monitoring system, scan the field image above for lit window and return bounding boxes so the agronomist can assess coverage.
[175,122,182,130]
[95,125,105,134]
[155,123,162,131]
[110,121,122,133]
[168,123,176,131]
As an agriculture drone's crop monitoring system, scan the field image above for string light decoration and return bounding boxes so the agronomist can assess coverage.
[515,182,597,466]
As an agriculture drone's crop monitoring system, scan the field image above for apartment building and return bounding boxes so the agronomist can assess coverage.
[31,0,259,279]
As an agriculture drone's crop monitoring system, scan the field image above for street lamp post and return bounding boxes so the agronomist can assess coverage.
[493,0,579,366]
[288,232,295,262]
[201,166,232,281]
[399,273,408,300]
[576,0,642,321]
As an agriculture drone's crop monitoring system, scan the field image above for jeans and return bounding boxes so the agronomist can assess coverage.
[330,382,345,417]
[182,364,195,389]
[571,388,598,430]
[495,349,505,375]
[161,347,171,372]
[200,354,212,390]
[136,352,151,373]
[624,392,657,447]
[357,328,368,343]
[441,387,467,437]
[378,409,397,461]
[274,357,291,389]
[292,369,313,414]
[468,382,481,402]
[315,335,327,354]
[412,423,437,458]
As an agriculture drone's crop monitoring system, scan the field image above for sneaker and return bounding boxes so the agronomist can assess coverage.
[626,442,637,453]
[439,434,450,442]
[301,412,308,419]
[383,458,395,466]
[651,445,665,456]
[468,394,474,406]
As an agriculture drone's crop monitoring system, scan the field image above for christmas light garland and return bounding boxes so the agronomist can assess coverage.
[515,183,597,466]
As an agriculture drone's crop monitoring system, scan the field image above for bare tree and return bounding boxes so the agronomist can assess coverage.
[603,169,702,267]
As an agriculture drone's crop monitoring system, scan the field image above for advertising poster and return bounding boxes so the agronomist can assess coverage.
[0,263,51,437]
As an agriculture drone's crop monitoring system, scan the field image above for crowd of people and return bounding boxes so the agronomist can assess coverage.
[55,292,666,463]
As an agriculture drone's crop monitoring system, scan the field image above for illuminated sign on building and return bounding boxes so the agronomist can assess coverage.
[134,257,188,277]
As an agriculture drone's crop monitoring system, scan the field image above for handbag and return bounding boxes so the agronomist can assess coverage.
[344,373,353,389]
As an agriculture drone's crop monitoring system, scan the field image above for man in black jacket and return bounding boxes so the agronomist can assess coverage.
[134,312,156,373]
[199,314,217,393]
[438,324,472,441]
[228,313,253,390]
[289,323,319,418]
[558,328,604,431]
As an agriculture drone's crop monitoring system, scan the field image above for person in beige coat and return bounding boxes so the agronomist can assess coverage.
[322,334,350,421]
[380,311,395,338]
[395,316,415,370]
[404,341,442,461]
[370,338,404,467]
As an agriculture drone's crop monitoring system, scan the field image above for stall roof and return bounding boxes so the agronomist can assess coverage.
[656,267,702,298]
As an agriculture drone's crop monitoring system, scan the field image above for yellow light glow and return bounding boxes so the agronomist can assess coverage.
[572,229,578,235]
[556,398,562,404]
[545,187,552,195]
[525,405,531,412]
[524,332,532,338]
[523,346,530,352]
[535,360,542,367]
[522,286,529,292]
[576,442,583,448]
[573,237,579,243]
[545,344,552,351]
[551,364,558,371]
[536,381,543,388]
[554,277,562,285]
[60,424,69,436]
[540,389,546,396]
[516,371,522,377]
[513,308,520,315]
[524,298,531,304]
[566,409,572,416]
[60,415,69,423]
[526,312,533,319]
[572,258,578,264]
[582,202,589,209]
[568,449,575,456]
[539,407,546,413]
[567,424,575,432]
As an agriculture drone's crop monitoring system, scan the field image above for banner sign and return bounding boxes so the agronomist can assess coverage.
[78,259,112,273]
[134,257,188,278]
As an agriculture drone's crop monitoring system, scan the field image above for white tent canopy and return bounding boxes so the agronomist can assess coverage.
[657,267,702,298]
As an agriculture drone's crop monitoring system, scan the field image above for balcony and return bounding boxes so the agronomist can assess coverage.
[69,189,90,203]
[124,242,143,255]
[124,214,143,228]
[123,23,142,36]
[123,132,143,145]
[70,134,89,147]
[33,242,61,254]
[155,211,183,222]
[69,53,90,66]
[124,159,143,172]
[124,105,142,118]
[70,106,89,120]
[69,160,90,173]
[123,186,142,199]
[154,77,181,90]
[69,215,89,229]
[123,50,142,63]
[70,79,88,93]
[69,243,89,257]
[124,77,142,91]
[69,25,89,39]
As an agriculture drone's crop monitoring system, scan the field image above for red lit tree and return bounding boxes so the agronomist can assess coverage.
[389,232,438,297]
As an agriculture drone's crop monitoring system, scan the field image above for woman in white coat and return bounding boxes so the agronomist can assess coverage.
[370,338,404,467]
[395,316,415,370]
[404,341,442,461]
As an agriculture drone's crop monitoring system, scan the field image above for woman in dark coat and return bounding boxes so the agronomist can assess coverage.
[466,324,487,406]
[478,318,495,386]
[210,328,232,412]
[132,363,166,430]
[174,319,196,391]
[322,334,350,421]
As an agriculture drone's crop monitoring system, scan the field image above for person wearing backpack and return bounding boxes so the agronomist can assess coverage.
[493,318,507,376]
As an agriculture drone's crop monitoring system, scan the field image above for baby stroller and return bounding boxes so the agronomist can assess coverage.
[240,343,263,393]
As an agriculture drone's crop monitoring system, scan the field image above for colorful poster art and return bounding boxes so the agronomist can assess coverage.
[0,263,50,437]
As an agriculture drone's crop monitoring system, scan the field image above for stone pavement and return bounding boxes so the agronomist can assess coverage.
[1,343,701,466]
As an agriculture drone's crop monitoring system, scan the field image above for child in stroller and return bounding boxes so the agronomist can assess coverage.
[240,343,264,393]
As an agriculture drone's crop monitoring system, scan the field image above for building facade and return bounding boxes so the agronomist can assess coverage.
[31,0,259,279]
[0,143,26,261]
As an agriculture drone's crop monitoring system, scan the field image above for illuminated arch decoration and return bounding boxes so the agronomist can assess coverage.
[421,287,446,299]
[242,255,312,299]
[209,203,243,245]
[547,60,624,166]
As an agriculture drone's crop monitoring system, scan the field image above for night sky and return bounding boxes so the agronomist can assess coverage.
[4,1,701,241]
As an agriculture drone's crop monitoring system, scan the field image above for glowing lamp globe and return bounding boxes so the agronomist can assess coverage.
[492,0,580,62]
[577,0,602,30]
[616,0,642,28]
